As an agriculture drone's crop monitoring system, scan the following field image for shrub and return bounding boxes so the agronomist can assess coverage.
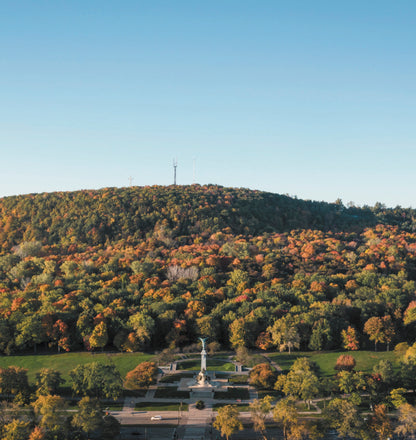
[334,354,356,372]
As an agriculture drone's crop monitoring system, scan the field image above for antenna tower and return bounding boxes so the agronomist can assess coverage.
[128,176,134,187]
[193,158,196,184]
[173,159,178,185]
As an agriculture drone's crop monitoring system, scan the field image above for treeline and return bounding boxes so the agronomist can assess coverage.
[0,362,128,439]
[0,185,416,355]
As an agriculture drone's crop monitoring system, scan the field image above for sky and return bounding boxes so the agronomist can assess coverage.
[1,1,415,208]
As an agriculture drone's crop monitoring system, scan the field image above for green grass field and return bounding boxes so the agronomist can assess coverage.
[214,387,250,400]
[159,372,194,383]
[213,403,250,411]
[0,352,154,384]
[228,375,248,385]
[267,350,398,377]
[134,402,188,411]
[154,387,190,399]
[176,359,235,371]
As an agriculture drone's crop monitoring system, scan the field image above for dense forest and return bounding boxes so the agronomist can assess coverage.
[0,184,416,355]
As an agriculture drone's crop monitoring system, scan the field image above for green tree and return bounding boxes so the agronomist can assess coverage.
[364,315,395,351]
[196,315,220,341]
[337,370,367,395]
[69,362,122,400]
[308,318,332,351]
[15,315,45,353]
[89,321,109,351]
[275,358,320,410]
[395,403,416,439]
[229,318,247,349]
[0,367,30,400]
[3,420,31,440]
[273,396,299,440]
[250,395,273,439]
[389,388,407,409]
[268,317,300,353]
[128,312,155,350]
[213,405,243,440]
[373,359,395,387]
[324,398,366,439]
[71,396,103,437]
[34,368,64,396]
[400,358,416,392]
[33,394,67,432]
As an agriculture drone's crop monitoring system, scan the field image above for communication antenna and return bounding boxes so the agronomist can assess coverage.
[128,176,134,187]
[173,158,178,185]
[193,158,196,184]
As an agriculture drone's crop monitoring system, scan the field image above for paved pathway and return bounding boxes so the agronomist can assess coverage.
[182,401,213,440]
[262,353,283,372]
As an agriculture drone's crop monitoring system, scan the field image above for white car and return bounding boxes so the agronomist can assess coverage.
[151,415,163,421]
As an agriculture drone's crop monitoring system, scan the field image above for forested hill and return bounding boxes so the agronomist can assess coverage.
[0,185,414,250]
[1,184,416,356]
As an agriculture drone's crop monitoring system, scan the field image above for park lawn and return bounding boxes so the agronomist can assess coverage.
[104,402,124,411]
[228,375,248,385]
[176,359,235,371]
[159,372,194,383]
[268,350,398,377]
[134,402,188,411]
[214,387,250,400]
[0,352,153,384]
[257,390,281,400]
[154,387,190,399]
[213,403,250,411]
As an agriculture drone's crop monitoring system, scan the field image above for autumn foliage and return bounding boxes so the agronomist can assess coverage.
[0,185,414,355]
[334,354,356,372]
[124,361,158,389]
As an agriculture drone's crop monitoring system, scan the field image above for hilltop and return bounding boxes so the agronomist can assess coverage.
[1,185,414,251]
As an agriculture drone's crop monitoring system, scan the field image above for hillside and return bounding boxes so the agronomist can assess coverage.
[1,184,412,251]
[0,185,416,356]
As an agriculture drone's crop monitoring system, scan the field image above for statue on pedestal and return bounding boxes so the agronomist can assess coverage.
[196,337,209,385]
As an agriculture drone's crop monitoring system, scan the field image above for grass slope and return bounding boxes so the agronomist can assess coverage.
[0,352,153,384]
[268,350,398,376]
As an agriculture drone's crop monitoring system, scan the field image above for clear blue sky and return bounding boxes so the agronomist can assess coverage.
[1,1,415,207]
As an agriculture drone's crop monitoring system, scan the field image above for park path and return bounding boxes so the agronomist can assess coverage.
[262,353,283,372]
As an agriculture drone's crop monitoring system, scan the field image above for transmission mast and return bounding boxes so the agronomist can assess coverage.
[193,158,196,184]
[173,158,178,185]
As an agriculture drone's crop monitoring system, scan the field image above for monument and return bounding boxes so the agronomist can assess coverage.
[186,337,219,390]
[195,337,208,385]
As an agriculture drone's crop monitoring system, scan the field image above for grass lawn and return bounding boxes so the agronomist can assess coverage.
[123,388,148,397]
[257,390,281,400]
[0,352,153,384]
[134,402,189,411]
[159,372,194,383]
[213,403,250,411]
[104,402,124,411]
[214,387,250,400]
[154,387,190,399]
[176,359,235,371]
[228,375,248,385]
[268,350,398,377]
[296,402,316,412]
